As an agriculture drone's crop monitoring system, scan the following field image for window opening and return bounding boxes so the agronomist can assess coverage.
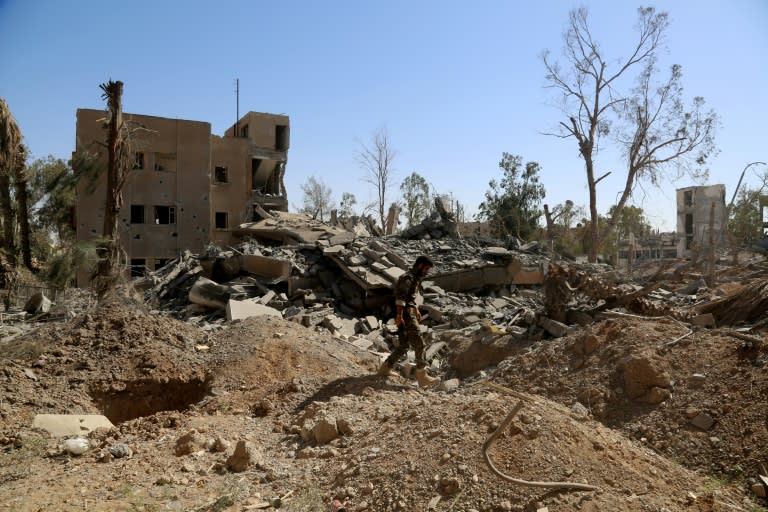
[215,211,228,229]
[154,206,176,224]
[130,204,145,224]
[215,166,228,183]
[275,125,288,150]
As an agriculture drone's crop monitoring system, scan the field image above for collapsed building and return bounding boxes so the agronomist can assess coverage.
[73,109,289,284]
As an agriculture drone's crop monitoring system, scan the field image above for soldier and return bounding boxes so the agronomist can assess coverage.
[378,255,439,387]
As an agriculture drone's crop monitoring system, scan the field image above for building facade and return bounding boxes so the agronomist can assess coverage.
[675,184,726,258]
[74,110,289,278]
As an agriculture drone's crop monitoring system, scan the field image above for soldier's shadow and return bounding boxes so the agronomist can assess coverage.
[293,375,413,413]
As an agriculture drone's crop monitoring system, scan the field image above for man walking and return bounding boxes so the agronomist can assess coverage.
[378,255,439,387]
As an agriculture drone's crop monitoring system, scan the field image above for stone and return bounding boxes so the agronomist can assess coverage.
[175,430,208,456]
[226,440,262,472]
[33,414,114,437]
[619,355,671,400]
[538,316,568,338]
[690,413,715,431]
[322,315,344,332]
[570,402,590,418]
[311,416,339,444]
[108,444,133,458]
[688,373,706,388]
[24,292,52,314]
[439,378,460,392]
[226,299,282,322]
[641,386,671,404]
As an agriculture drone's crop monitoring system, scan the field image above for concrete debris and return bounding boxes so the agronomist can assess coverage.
[33,414,114,437]
[23,291,52,314]
[134,213,768,378]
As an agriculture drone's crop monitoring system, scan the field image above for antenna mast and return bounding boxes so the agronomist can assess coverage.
[235,78,240,137]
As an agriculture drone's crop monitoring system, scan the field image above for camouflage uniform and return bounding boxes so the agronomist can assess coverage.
[386,268,428,369]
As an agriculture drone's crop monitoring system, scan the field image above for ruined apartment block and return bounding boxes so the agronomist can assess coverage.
[676,184,726,258]
[74,110,289,282]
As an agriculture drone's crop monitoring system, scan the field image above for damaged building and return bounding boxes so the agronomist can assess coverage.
[676,184,726,258]
[74,110,289,281]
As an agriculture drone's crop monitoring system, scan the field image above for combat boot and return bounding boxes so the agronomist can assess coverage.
[377,360,398,377]
[415,368,438,388]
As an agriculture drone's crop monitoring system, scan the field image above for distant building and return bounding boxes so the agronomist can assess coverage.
[74,110,289,280]
[676,184,726,258]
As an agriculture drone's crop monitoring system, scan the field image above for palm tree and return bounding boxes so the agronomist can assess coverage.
[94,80,131,293]
[14,144,33,270]
[0,98,22,266]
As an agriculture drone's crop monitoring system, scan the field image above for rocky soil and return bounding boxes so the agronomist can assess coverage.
[1,283,767,511]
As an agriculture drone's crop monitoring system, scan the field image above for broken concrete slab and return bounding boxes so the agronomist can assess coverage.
[226,299,282,322]
[240,254,291,281]
[538,316,568,337]
[33,414,114,437]
[189,277,230,309]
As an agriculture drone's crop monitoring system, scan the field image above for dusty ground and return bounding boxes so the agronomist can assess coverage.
[1,291,767,511]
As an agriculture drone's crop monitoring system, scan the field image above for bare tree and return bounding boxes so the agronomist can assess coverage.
[299,175,333,221]
[543,7,717,262]
[358,127,395,231]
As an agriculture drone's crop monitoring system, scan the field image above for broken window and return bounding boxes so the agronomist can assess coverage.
[153,206,176,224]
[214,166,228,183]
[215,211,228,229]
[133,152,145,170]
[241,124,249,138]
[154,152,176,172]
[275,125,288,151]
[155,259,169,270]
[130,204,145,224]
[684,190,693,207]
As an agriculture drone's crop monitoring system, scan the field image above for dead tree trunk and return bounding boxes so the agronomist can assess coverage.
[95,80,129,293]
[13,146,33,271]
[0,172,14,266]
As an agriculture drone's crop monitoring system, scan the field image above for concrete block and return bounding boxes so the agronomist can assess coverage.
[350,337,374,350]
[257,290,276,305]
[365,315,380,331]
[384,267,405,282]
[512,270,545,285]
[240,254,291,281]
[691,313,715,328]
[226,299,282,322]
[33,414,114,437]
[328,231,355,246]
[322,245,345,255]
[539,316,568,338]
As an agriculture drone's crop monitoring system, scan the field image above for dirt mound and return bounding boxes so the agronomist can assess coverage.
[1,297,765,510]
[489,316,768,484]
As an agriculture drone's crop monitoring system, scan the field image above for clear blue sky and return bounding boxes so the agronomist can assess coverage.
[2,0,766,232]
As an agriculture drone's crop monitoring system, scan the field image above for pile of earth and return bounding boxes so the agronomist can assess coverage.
[0,298,764,511]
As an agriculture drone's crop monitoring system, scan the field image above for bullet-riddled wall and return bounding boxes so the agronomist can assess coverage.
[74,109,289,285]
[676,184,726,258]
